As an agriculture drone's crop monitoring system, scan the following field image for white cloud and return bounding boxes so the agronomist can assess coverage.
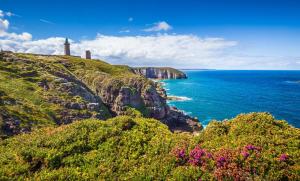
[1,33,300,69]
[6,12,14,17]
[0,19,9,32]
[143,21,172,32]
[0,33,239,68]
[0,10,19,17]
[0,32,32,41]
[0,12,32,41]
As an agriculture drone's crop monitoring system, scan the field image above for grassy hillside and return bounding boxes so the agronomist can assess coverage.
[0,113,299,180]
[0,52,159,138]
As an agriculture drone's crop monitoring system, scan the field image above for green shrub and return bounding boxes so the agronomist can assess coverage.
[0,113,299,180]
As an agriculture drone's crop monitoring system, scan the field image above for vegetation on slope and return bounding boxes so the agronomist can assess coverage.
[0,112,299,180]
[16,53,166,118]
[0,52,120,138]
[0,52,165,138]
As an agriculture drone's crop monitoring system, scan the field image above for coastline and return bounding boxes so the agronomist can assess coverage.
[152,78,202,133]
[156,80,193,114]
[156,78,210,129]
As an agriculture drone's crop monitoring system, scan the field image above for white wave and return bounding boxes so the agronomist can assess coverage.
[285,80,300,84]
[182,111,193,115]
[168,95,193,101]
[159,82,166,85]
[176,96,192,101]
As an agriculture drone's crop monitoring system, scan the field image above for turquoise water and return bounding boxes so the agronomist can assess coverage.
[162,70,300,127]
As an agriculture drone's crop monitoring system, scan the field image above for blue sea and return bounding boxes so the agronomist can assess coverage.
[162,70,300,128]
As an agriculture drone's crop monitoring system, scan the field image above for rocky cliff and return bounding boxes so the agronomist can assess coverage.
[0,52,200,138]
[133,67,187,79]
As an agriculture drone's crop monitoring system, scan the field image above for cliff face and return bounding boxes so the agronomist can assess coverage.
[0,52,200,138]
[133,67,187,79]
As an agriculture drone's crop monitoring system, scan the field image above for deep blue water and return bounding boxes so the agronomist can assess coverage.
[162,70,300,127]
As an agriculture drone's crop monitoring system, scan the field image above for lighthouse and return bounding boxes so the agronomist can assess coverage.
[64,38,70,56]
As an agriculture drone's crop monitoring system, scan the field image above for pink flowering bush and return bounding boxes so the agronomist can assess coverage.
[188,146,206,166]
[171,113,299,180]
[172,147,187,165]
[172,144,294,180]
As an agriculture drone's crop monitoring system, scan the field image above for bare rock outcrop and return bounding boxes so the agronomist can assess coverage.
[133,67,187,79]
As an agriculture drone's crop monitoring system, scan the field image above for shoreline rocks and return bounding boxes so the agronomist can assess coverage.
[161,106,202,134]
[153,77,202,133]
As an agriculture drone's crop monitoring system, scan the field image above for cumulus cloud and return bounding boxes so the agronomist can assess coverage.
[1,32,239,68]
[1,33,300,69]
[76,34,237,66]
[0,19,9,32]
[0,10,32,41]
[143,21,172,32]
[0,37,64,54]
[0,32,32,41]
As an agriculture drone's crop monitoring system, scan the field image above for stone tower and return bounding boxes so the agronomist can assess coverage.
[64,38,70,56]
[85,50,91,59]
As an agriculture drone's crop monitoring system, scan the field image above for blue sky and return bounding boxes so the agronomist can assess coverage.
[1,0,300,69]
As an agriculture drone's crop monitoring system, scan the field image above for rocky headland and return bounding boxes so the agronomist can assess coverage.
[0,51,201,138]
[133,67,187,79]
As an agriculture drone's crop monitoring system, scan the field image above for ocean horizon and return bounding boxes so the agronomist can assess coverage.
[162,70,300,127]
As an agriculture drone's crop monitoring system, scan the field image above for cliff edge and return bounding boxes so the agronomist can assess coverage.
[133,67,187,79]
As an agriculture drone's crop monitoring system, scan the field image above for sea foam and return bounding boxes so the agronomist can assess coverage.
[168,95,193,101]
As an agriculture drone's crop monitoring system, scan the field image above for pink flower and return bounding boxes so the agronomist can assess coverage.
[241,151,250,159]
[173,147,186,160]
[216,156,227,168]
[178,149,185,158]
[245,144,261,151]
[207,153,213,159]
[189,146,206,166]
[245,144,256,150]
[279,153,289,162]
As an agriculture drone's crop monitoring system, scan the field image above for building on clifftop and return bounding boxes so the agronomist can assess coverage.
[64,38,70,56]
[86,50,91,59]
